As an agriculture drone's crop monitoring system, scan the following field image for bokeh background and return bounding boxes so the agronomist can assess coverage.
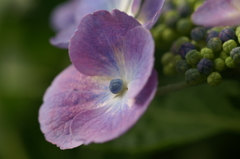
[0,0,240,159]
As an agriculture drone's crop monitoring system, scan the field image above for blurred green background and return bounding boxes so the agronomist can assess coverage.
[0,0,240,159]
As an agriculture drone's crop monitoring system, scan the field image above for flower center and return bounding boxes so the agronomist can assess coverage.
[109,79,124,94]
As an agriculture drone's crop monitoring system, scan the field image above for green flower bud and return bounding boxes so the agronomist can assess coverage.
[222,39,237,53]
[185,50,202,66]
[151,24,167,40]
[230,47,240,63]
[172,0,183,6]
[187,0,197,6]
[161,52,175,65]
[194,1,204,10]
[237,33,240,44]
[172,54,183,63]
[214,58,226,72]
[210,27,223,33]
[177,18,193,34]
[171,36,190,54]
[207,37,222,52]
[200,48,214,60]
[163,64,176,75]
[162,28,177,42]
[207,72,222,87]
[191,40,198,48]
[175,60,191,74]
[185,68,202,85]
[163,55,182,75]
[177,2,192,17]
[235,26,240,36]
[220,50,229,60]
[225,56,237,68]
[164,10,180,27]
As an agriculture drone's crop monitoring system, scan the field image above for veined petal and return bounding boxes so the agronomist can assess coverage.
[70,70,158,145]
[50,24,77,49]
[122,26,154,98]
[39,65,158,149]
[50,0,78,32]
[136,0,165,29]
[131,0,142,16]
[192,0,240,27]
[69,9,141,78]
[39,65,112,149]
[75,0,134,22]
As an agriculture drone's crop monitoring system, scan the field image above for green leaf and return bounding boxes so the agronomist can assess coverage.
[86,80,240,153]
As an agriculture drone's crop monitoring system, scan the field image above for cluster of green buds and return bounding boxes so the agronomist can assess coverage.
[151,0,205,48]
[161,25,240,87]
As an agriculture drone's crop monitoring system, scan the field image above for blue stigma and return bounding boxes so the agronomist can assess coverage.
[109,79,124,94]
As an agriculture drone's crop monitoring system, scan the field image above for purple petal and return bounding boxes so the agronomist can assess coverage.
[131,0,142,16]
[39,65,158,149]
[192,0,240,27]
[39,65,112,149]
[136,0,165,29]
[75,0,134,22]
[70,70,158,144]
[69,9,141,77]
[50,24,77,49]
[121,26,154,98]
[50,0,79,32]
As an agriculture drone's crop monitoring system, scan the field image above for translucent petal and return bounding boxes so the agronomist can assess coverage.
[192,0,240,27]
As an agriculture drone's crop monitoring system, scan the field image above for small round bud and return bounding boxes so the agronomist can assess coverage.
[177,18,193,34]
[207,72,222,87]
[172,54,183,63]
[175,60,191,74]
[187,0,196,6]
[219,27,237,42]
[207,37,222,52]
[163,55,182,75]
[191,27,206,41]
[222,39,237,53]
[163,63,176,75]
[151,24,166,41]
[164,10,180,27]
[109,79,124,94]
[235,26,240,36]
[161,52,174,65]
[162,28,176,42]
[185,68,202,85]
[171,37,190,54]
[177,3,191,17]
[220,51,229,60]
[185,50,202,66]
[214,58,226,72]
[210,27,223,32]
[197,58,213,75]
[206,30,219,42]
[237,33,240,44]
[200,48,214,60]
[230,47,240,63]
[179,42,196,58]
[225,56,237,68]
[194,1,204,10]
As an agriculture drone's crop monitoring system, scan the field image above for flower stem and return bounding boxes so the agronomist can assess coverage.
[157,81,196,96]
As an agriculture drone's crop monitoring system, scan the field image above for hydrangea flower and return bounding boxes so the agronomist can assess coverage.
[50,0,165,48]
[39,9,158,149]
[192,0,240,27]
